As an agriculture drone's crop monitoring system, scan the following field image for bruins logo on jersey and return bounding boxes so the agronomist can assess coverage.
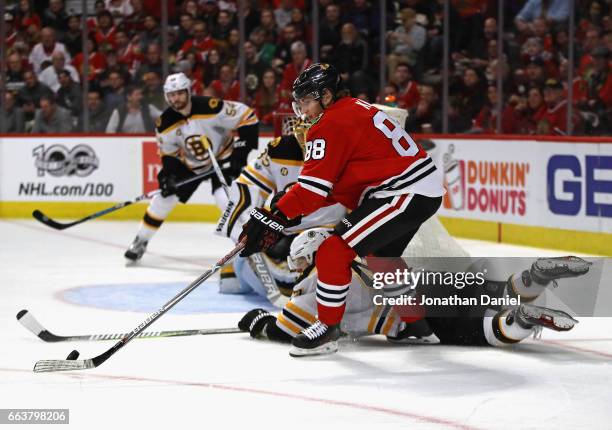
[209,98,220,109]
[184,135,211,162]
[281,167,289,176]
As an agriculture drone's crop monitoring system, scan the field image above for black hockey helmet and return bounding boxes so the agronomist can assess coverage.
[292,63,340,102]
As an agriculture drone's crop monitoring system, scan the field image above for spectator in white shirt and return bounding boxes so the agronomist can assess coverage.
[38,51,80,92]
[29,27,71,75]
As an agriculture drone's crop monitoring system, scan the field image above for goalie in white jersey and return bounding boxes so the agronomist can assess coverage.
[125,73,259,261]
[214,119,345,300]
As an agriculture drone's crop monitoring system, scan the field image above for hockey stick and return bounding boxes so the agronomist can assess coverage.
[17,309,240,342]
[32,238,246,372]
[31,166,224,230]
[202,137,288,308]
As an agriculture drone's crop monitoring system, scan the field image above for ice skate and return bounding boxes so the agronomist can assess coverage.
[289,320,340,357]
[530,256,592,286]
[513,304,578,332]
[124,237,148,262]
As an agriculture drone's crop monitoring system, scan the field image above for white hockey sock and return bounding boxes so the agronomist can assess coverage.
[483,309,533,347]
[506,272,546,303]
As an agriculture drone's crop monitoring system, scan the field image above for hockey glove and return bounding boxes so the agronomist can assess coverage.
[238,308,276,338]
[239,207,299,257]
[224,141,250,179]
[158,173,179,197]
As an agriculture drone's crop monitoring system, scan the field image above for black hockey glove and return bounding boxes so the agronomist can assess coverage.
[238,308,276,338]
[158,173,179,197]
[239,206,299,257]
[224,141,250,179]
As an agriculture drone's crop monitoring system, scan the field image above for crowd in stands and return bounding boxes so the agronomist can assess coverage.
[1,0,611,136]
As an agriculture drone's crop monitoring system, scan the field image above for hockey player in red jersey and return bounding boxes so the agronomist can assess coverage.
[240,63,445,356]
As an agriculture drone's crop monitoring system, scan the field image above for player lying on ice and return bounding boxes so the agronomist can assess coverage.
[239,228,591,356]
[239,63,446,356]
[214,118,345,304]
[124,72,259,261]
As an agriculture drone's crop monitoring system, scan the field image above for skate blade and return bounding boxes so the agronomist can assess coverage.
[289,341,338,357]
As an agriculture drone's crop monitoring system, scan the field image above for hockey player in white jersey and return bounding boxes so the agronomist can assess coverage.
[125,72,259,261]
[214,119,345,300]
[238,228,591,356]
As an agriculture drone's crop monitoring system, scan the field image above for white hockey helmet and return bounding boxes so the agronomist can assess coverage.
[287,228,332,272]
[163,72,192,106]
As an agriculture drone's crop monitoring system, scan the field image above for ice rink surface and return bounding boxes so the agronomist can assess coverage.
[1,219,611,429]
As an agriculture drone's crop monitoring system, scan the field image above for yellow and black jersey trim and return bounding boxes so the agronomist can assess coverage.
[367,305,396,336]
[237,107,258,128]
[277,301,316,334]
[227,182,251,237]
[239,165,274,195]
[267,135,303,165]
[156,96,224,134]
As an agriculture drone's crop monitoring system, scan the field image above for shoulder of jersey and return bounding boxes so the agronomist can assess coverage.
[156,96,225,134]
[267,135,303,163]
[190,96,224,116]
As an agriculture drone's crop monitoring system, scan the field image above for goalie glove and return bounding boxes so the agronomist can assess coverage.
[529,256,593,287]
[239,205,300,257]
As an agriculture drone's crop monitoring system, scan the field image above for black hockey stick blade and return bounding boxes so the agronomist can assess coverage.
[31,209,78,230]
[17,309,240,342]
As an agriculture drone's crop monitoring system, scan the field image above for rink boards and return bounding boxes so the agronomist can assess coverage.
[0,133,611,255]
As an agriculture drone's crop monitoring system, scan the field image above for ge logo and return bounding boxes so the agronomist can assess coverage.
[32,144,99,177]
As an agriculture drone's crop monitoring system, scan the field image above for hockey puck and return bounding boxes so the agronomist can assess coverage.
[66,350,80,360]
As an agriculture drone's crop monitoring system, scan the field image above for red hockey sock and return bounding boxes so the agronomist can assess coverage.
[315,235,356,325]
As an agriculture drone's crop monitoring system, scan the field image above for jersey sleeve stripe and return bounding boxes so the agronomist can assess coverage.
[297,181,329,197]
[298,177,331,194]
[299,175,333,189]
[270,157,303,166]
[244,165,275,190]
[241,170,273,195]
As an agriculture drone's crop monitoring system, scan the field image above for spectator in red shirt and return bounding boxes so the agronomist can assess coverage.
[392,63,420,110]
[538,79,581,135]
[72,35,107,81]
[203,48,223,86]
[93,10,118,51]
[178,21,216,64]
[279,41,312,102]
[115,29,143,76]
[209,64,240,101]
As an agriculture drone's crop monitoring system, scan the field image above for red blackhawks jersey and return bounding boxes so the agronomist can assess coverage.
[276,97,445,219]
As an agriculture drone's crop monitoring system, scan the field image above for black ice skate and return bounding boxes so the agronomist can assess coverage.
[289,320,340,357]
[530,256,592,287]
[124,237,148,261]
[512,304,578,332]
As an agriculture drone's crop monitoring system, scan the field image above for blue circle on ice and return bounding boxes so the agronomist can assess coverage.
[61,281,275,314]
